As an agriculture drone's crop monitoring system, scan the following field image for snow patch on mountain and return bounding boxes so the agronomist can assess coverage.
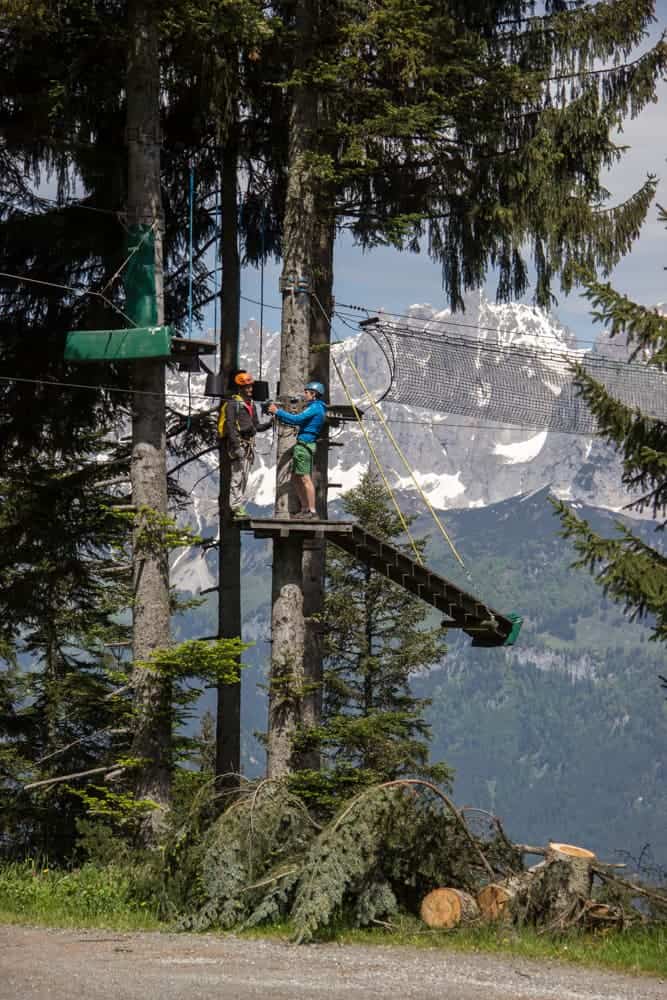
[494,430,548,465]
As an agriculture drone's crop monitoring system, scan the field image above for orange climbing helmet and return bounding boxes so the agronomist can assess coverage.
[234,371,254,386]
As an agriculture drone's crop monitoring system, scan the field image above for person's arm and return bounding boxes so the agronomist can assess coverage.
[253,404,274,433]
[226,400,242,453]
[272,403,315,428]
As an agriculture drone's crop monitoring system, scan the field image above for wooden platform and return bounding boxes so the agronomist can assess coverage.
[242,518,521,647]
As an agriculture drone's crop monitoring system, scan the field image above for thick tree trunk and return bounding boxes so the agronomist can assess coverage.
[504,841,598,929]
[267,0,318,777]
[298,213,334,770]
[126,0,171,836]
[216,130,243,789]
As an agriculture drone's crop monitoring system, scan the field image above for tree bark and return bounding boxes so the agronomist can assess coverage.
[216,127,243,789]
[126,0,172,838]
[267,0,318,778]
[298,212,335,770]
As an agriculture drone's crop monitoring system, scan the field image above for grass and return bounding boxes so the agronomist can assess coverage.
[337,918,667,977]
[0,861,163,931]
[239,916,667,977]
[1,863,665,976]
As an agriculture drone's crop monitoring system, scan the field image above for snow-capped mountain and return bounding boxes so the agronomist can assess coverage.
[167,293,649,591]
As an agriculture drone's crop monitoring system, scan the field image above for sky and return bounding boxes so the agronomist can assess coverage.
[238,4,667,353]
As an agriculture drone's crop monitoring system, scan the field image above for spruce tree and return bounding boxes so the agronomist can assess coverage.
[292,470,450,803]
[555,206,667,645]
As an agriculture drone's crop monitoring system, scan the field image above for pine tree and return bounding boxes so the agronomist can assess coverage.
[264,0,666,779]
[0,438,134,859]
[292,470,450,803]
[555,206,667,645]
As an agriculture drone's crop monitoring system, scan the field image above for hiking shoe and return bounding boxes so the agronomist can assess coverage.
[294,510,318,520]
[231,506,250,519]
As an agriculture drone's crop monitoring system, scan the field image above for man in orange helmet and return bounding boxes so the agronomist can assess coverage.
[219,371,273,519]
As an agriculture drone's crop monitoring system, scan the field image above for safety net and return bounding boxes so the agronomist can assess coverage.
[369,322,667,434]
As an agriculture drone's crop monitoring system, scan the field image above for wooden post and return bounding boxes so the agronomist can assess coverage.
[216,127,243,788]
[126,0,172,838]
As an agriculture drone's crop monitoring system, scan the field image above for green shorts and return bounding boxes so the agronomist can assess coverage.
[293,441,316,476]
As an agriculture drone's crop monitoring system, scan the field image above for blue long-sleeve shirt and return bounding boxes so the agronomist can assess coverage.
[274,399,327,443]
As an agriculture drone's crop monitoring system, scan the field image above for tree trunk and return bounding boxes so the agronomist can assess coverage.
[420,888,480,929]
[298,212,334,770]
[545,841,595,897]
[126,0,171,838]
[216,128,242,789]
[267,0,318,778]
[511,841,597,929]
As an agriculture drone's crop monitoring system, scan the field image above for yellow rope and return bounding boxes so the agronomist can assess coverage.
[329,352,423,566]
[342,347,466,569]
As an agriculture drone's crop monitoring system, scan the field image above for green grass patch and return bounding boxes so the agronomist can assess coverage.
[0,861,164,931]
[239,916,666,976]
[336,917,667,977]
[2,865,664,978]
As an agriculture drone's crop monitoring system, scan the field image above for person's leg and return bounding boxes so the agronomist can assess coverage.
[229,444,253,513]
[239,445,253,503]
[293,473,309,512]
[291,443,317,516]
[302,474,316,512]
[229,454,245,509]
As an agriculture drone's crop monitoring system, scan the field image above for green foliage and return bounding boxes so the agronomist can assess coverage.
[188,777,519,941]
[137,637,249,685]
[555,213,667,644]
[110,505,203,556]
[311,469,449,793]
[187,780,317,930]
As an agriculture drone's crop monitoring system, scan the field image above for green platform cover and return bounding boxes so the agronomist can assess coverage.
[503,613,523,646]
[64,325,173,362]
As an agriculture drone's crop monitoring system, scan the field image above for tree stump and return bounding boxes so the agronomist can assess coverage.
[545,842,596,898]
[420,888,479,928]
[512,842,598,929]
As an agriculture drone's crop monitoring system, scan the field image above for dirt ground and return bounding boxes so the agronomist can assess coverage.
[1,924,665,1000]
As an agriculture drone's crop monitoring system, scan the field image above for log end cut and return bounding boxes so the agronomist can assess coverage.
[477,883,515,922]
[547,842,596,861]
[420,888,479,929]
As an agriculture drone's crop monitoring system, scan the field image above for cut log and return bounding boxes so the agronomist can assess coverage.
[420,888,479,929]
[546,842,596,897]
[477,882,517,922]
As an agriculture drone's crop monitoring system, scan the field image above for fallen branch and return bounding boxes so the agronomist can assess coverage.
[592,866,667,906]
[24,765,124,791]
[332,779,495,879]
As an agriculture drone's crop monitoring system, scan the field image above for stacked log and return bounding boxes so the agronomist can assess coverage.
[477,879,521,922]
[420,888,479,928]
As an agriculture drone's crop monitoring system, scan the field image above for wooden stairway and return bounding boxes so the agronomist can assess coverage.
[245,518,521,647]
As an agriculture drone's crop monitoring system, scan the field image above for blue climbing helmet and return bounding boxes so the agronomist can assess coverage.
[305,381,325,398]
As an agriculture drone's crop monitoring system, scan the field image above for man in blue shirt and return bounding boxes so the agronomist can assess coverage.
[268,381,327,519]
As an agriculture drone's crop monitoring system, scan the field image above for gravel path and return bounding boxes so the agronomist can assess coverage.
[1,924,665,1000]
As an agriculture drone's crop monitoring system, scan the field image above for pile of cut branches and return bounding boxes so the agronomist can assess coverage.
[183,778,667,941]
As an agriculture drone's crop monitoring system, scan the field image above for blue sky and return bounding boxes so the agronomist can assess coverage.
[239,5,667,349]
